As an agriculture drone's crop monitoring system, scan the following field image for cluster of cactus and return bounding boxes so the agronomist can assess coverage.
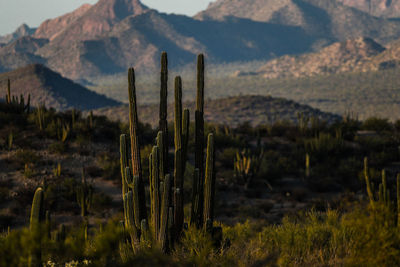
[234,149,264,189]
[76,168,93,217]
[297,112,310,134]
[4,78,30,113]
[120,53,218,253]
[35,104,46,131]
[364,157,400,226]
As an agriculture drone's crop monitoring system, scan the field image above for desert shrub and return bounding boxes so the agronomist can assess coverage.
[48,141,66,154]
[97,153,120,181]
[362,117,393,132]
[13,149,39,166]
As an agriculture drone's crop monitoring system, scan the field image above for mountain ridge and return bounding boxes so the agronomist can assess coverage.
[0,64,120,110]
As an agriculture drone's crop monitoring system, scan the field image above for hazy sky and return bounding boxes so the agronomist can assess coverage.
[0,0,214,35]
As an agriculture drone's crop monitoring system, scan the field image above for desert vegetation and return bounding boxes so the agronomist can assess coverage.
[1,53,400,266]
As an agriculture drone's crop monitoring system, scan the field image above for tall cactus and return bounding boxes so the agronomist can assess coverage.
[194,54,205,227]
[160,52,169,176]
[174,76,184,238]
[128,68,147,222]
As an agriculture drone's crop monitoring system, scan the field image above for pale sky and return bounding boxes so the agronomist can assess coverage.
[0,0,214,35]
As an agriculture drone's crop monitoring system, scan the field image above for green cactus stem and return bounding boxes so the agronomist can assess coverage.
[174,76,184,238]
[120,134,129,198]
[203,133,215,229]
[76,168,93,217]
[128,68,147,222]
[160,52,169,175]
[194,54,205,228]
[159,174,171,252]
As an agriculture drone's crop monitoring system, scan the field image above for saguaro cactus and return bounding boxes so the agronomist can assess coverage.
[128,68,147,223]
[30,187,44,231]
[29,187,44,267]
[174,76,184,238]
[160,52,169,176]
[121,53,218,253]
[194,54,205,227]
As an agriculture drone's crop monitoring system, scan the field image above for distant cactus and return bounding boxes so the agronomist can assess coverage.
[4,78,30,113]
[76,168,93,217]
[234,149,264,189]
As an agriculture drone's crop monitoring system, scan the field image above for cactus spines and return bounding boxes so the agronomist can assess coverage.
[160,52,169,175]
[30,187,44,231]
[128,67,147,222]
[120,134,129,198]
[194,54,205,227]
[159,174,171,251]
[203,133,215,228]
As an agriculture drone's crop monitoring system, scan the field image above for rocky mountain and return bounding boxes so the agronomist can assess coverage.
[195,0,400,44]
[0,0,316,80]
[253,37,386,79]
[0,64,119,110]
[337,0,400,18]
[2,0,400,80]
[93,95,340,127]
[0,24,36,45]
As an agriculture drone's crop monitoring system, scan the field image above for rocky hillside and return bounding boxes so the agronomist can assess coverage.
[337,0,400,18]
[0,24,36,45]
[253,37,385,79]
[93,95,340,127]
[195,0,400,44]
[0,64,119,110]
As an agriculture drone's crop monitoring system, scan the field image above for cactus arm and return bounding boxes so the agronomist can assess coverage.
[120,134,129,198]
[182,109,190,176]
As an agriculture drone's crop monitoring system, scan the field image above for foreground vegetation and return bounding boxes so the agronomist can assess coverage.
[2,53,400,266]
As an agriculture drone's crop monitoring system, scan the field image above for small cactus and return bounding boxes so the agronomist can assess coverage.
[76,168,93,217]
